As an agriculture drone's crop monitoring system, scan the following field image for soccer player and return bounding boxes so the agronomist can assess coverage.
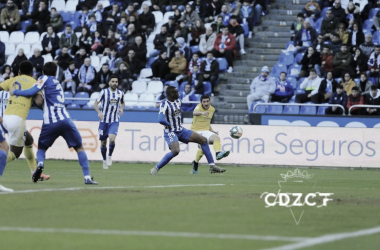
[191,95,230,174]
[0,115,12,192]
[10,62,98,185]
[151,86,226,175]
[93,76,125,169]
[0,61,51,181]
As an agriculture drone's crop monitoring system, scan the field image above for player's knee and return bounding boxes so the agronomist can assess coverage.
[200,137,207,145]
[172,148,180,156]
[101,141,107,147]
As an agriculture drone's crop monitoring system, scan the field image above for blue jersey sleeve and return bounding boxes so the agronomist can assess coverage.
[14,85,40,97]
[158,101,170,127]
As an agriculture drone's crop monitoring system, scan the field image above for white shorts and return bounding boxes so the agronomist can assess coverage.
[196,131,216,142]
[3,115,27,147]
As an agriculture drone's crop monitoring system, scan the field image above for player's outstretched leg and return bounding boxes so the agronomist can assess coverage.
[151,142,180,175]
[209,134,230,161]
[32,149,46,183]
[192,149,204,174]
[76,147,98,185]
[24,132,50,182]
[0,140,13,192]
[100,140,108,170]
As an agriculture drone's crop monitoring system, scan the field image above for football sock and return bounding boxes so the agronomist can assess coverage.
[36,149,46,165]
[201,143,215,165]
[6,151,16,163]
[100,146,107,161]
[195,149,204,163]
[156,151,175,169]
[77,151,90,176]
[109,143,115,156]
[0,150,7,176]
[213,140,222,152]
[24,145,37,172]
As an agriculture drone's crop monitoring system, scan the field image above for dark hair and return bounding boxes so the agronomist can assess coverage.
[309,68,316,74]
[46,24,53,30]
[42,62,57,76]
[51,7,56,11]
[69,61,76,66]
[336,85,343,89]
[82,6,88,11]
[102,63,108,66]
[360,72,367,78]
[1,65,11,74]
[280,71,287,76]
[371,85,378,90]
[166,86,177,96]
[19,61,34,76]
[65,24,72,28]
[376,45,380,49]
[109,75,119,82]
[297,13,304,18]
[200,95,210,102]
[352,86,359,91]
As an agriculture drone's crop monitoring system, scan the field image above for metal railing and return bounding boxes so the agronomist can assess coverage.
[64,97,200,104]
[252,103,346,115]
[348,105,380,116]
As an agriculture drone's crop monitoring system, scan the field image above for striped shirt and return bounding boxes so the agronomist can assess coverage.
[96,88,124,123]
[159,99,183,132]
[0,91,9,117]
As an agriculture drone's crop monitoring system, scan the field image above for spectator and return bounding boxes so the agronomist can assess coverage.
[303,0,321,21]
[335,23,349,44]
[78,57,97,93]
[26,1,50,33]
[0,65,14,82]
[77,7,91,27]
[103,29,118,50]
[166,0,187,13]
[173,8,182,23]
[21,0,40,21]
[41,25,60,58]
[163,16,177,35]
[175,21,189,42]
[347,86,364,115]
[87,14,101,34]
[290,13,304,41]
[105,3,121,27]
[56,46,73,70]
[74,47,88,68]
[347,21,364,48]
[295,68,322,103]
[321,9,339,39]
[373,6,380,32]
[293,19,318,54]
[329,33,342,55]
[358,72,373,96]
[368,45,380,77]
[132,36,147,66]
[76,0,97,11]
[0,0,20,32]
[271,72,294,103]
[151,51,170,81]
[176,37,190,61]
[11,48,27,75]
[124,49,141,80]
[200,51,219,92]
[165,50,187,81]
[315,46,333,77]
[93,2,105,23]
[180,84,197,111]
[345,1,359,30]
[212,25,236,74]
[128,13,142,34]
[226,0,242,16]
[253,0,266,25]
[205,0,223,24]
[312,34,325,53]
[116,16,128,35]
[0,40,4,66]
[299,46,321,78]
[75,27,93,54]
[158,36,177,60]
[152,26,169,56]
[324,85,347,115]
[331,0,345,23]
[91,30,104,54]
[63,61,79,95]
[125,23,139,45]
[240,0,254,32]
[29,48,44,78]
[59,24,78,55]
[340,72,356,96]
[351,48,368,78]
[105,47,120,72]
[246,66,276,109]
[115,61,132,92]
[199,27,217,56]
[139,4,155,36]
[95,63,112,92]
[121,4,139,22]
[117,36,128,56]
[312,71,338,103]
[151,0,168,13]
[228,15,246,55]
[188,52,202,76]
[363,85,380,115]
[190,19,205,46]
[188,64,204,94]
[180,4,201,26]
[332,44,352,78]
[359,33,375,58]
[48,7,63,33]
[211,15,224,34]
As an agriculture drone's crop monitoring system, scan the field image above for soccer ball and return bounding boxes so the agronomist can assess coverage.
[229,126,243,139]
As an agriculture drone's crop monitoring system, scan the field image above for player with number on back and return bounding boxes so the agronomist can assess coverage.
[93,76,125,169]
[151,86,226,175]
[10,62,98,185]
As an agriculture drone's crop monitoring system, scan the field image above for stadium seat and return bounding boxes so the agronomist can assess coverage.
[90,55,101,71]
[354,78,360,86]
[369,8,380,19]
[66,103,80,109]
[6,55,15,65]
[51,1,66,11]
[138,68,153,82]
[373,31,380,45]
[16,44,31,56]
[9,31,25,45]
[270,63,287,78]
[138,93,155,107]
[315,17,322,34]
[146,81,164,95]
[317,106,328,115]
[287,76,298,88]
[300,105,317,115]
[368,77,378,85]
[42,54,53,62]
[100,0,111,8]
[65,1,78,12]
[283,105,300,114]
[287,64,302,77]
[72,92,89,107]
[0,31,9,43]
[146,43,154,58]
[162,11,174,24]
[124,92,139,108]
[64,91,73,105]
[249,101,266,113]
[278,52,294,66]
[334,78,341,84]
[5,43,15,56]
[131,81,147,95]
[363,19,374,33]
[165,81,179,89]
[39,32,47,42]
[190,45,200,54]
[86,92,100,107]
[24,32,40,45]
[267,104,283,114]
[152,11,163,23]
[194,94,201,101]
[20,20,30,33]
[295,52,304,64]
[203,82,212,95]
[146,33,155,43]
[31,43,43,52]
[60,11,72,23]
[216,58,228,72]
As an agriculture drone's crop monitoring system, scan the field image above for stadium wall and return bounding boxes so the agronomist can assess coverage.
[25,121,379,168]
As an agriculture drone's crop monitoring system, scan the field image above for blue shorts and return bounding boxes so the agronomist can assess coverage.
[164,128,193,147]
[98,122,119,140]
[38,119,82,150]
[0,125,5,143]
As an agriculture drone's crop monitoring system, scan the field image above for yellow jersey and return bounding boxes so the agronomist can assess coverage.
[190,104,215,131]
[0,75,38,119]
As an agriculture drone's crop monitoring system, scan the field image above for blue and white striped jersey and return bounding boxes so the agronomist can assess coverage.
[0,91,9,117]
[96,88,124,123]
[36,75,71,124]
[159,99,183,132]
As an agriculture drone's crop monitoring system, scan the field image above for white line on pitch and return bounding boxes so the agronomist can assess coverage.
[0,226,310,242]
[260,226,380,250]
[0,184,226,195]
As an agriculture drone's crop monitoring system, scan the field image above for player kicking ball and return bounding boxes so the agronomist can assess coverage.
[10,62,98,185]
[0,115,13,192]
[151,86,225,175]
[93,76,125,169]
[190,95,230,174]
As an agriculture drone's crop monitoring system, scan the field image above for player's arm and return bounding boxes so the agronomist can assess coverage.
[120,96,125,117]
[11,85,40,97]
[34,94,44,107]
[209,125,218,134]
[193,108,209,117]
[158,102,171,128]
[93,100,104,121]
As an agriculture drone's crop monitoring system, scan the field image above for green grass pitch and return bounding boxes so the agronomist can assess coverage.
[0,160,379,250]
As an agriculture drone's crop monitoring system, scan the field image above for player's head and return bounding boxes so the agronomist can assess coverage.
[109,75,119,91]
[19,61,34,76]
[166,86,179,100]
[42,62,57,76]
[201,95,211,110]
